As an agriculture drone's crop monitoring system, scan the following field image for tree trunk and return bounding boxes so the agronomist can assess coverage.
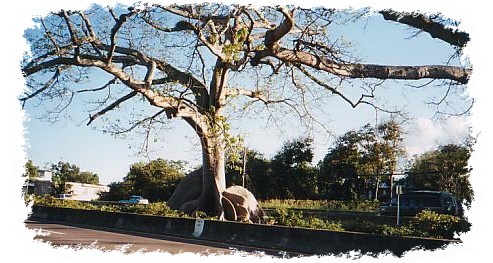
[170,119,227,219]
[374,177,380,201]
[197,131,227,218]
[168,59,229,219]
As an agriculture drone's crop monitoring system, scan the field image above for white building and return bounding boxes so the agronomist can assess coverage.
[24,169,53,196]
[64,182,110,201]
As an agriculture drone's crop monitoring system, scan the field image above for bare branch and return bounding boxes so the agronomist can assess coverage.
[295,64,401,116]
[110,109,166,135]
[264,6,294,51]
[107,9,139,63]
[40,17,60,55]
[294,64,364,108]
[20,67,61,107]
[76,77,117,93]
[87,90,138,125]
[226,87,289,105]
[380,10,470,48]
[269,48,471,84]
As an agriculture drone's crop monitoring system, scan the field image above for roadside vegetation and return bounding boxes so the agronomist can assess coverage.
[259,199,380,212]
[29,195,469,240]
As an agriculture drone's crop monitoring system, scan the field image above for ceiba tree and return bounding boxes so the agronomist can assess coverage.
[21,3,471,219]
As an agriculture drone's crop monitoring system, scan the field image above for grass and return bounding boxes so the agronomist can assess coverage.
[259,199,380,212]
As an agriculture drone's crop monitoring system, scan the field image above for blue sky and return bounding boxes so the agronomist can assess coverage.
[21,2,472,185]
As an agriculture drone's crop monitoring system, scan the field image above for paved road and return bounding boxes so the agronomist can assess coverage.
[24,219,294,257]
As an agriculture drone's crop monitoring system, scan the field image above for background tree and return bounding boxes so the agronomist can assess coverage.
[318,131,363,200]
[374,120,406,200]
[225,148,272,197]
[358,121,405,201]
[243,151,273,200]
[21,3,471,219]
[51,161,99,195]
[318,120,405,200]
[122,158,186,202]
[406,143,474,208]
[99,181,130,201]
[270,137,318,199]
[23,160,39,180]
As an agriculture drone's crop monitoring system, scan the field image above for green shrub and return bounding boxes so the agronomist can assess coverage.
[268,208,343,231]
[412,210,461,239]
[259,199,379,212]
[31,196,186,218]
[375,224,415,237]
[32,196,100,210]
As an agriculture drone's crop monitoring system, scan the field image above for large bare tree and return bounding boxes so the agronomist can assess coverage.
[21,3,471,219]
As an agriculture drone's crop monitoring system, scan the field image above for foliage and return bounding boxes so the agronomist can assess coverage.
[259,199,380,212]
[30,196,468,239]
[270,137,318,199]
[99,182,130,202]
[51,161,99,195]
[226,149,274,198]
[117,202,186,218]
[373,224,416,237]
[318,130,364,200]
[318,120,405,201]
[406,143,474,207]
[31,195,103,211]
[31,195,187,218]
[102,159,186,202]
[267,208,344,231]
[411,210,462,239]
[23,160,39,180]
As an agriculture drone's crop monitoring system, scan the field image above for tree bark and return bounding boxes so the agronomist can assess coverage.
[379,10,470,48]
[262,48,471,84]
[170,59,229,218]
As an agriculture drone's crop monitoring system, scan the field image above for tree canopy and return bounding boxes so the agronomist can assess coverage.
[318,120,406,201]
[101,158,186,202]
[23,160,39,180]
[21,3,472,218]
[270,137,318,199]
[125,158,186,201]
[51,161,99,195]
[406,143,474,207]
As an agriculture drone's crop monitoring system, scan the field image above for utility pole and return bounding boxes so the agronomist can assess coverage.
[396,185,403,226]
[242,147,247,188]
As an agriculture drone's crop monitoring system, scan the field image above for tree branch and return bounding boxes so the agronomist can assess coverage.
[264,6,294,51]
[380,10,470,48]
[76,77,117,93]
[20,67,61,107]
[270,48,471,84]
[107,9,139,63]
[226,87,288,105]
[87,91,138,125]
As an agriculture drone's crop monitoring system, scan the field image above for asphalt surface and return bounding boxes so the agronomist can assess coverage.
[24,219,298,257]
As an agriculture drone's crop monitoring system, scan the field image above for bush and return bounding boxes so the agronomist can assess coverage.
[30,196,186,218]
[374,224,415,237]
[259,199,379,212]
[30,195,101,210]
[412,210,461,239]
[268,208,344,231]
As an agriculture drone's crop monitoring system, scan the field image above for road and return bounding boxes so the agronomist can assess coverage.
[24,219,295,257]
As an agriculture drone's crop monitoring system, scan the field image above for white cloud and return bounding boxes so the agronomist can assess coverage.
[405,117,471,157]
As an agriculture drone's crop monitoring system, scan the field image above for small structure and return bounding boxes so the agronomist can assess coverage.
[64,182,109,201]
[24,169,53,196]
